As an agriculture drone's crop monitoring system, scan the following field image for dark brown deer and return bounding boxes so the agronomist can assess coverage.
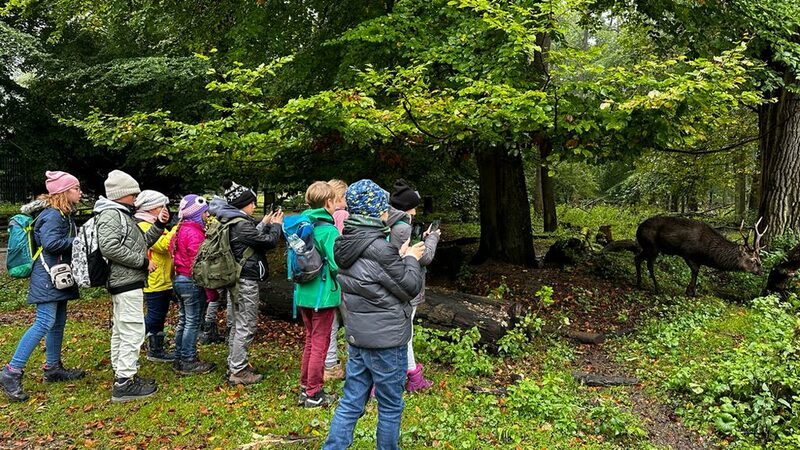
[635,216,767,296]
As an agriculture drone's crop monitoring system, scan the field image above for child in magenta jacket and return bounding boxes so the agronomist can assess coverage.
[169,195,215,375]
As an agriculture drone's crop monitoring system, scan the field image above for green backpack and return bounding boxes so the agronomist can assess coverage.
[191,217,254,289]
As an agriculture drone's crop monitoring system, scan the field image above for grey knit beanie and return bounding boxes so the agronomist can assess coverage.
[105,170,141,200]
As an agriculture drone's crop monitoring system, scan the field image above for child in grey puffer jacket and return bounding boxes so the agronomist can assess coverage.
[386,179,441,392]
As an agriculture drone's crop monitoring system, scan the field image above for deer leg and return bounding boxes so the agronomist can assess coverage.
[684,259,700,297]
[647,258,659,294]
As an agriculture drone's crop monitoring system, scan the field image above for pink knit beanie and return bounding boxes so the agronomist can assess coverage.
[45,171,79,195]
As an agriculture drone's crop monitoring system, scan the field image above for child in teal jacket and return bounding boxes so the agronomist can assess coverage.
[295,181,341,408]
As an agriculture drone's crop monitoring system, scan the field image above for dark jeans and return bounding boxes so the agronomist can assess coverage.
[10,301,68,370]
[173,276,204,360]
[144,289,173,335]
[324,344,407,450]
[299,307,335,396]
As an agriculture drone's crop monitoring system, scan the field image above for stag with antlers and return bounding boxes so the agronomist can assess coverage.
[634,216,767,296]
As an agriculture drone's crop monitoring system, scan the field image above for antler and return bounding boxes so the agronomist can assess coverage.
[753,217,768,254]
[739,219,752,250]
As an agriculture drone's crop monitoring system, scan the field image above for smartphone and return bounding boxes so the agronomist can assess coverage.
[266,203,274,213]
[429,219,440,233]
[411,223,423,242]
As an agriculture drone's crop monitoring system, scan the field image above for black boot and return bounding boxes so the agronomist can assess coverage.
[146,332,176,362]
[198,322,214,345]
[43,361,86,382]
[211,324,226,344]
[1,365,29,402]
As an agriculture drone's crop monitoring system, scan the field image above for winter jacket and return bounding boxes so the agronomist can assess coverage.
[170,221,206,277]
[386,207,440,306]
[215,202,281,282]
[293,208,340,310]
[137,221,175,293]
[94,197,166,295]
[26,206,79,304]
[333,214,423,349]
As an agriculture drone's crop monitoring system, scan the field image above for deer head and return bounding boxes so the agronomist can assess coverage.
[739,218,768,275]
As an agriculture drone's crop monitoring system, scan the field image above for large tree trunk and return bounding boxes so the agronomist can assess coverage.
[474,147,536,266]
[758,87,800,244]
[736,155,747,221]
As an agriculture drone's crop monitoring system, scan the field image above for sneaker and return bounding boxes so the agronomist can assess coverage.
[43,361,86,382]
[111,376,157,402]
[323,364,344,382]
[176,358,216,375]
[134,374,156,386]
[303,390,337,408]
[228,368,263,386]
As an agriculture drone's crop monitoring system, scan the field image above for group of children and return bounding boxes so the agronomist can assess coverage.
[1,169,439,449]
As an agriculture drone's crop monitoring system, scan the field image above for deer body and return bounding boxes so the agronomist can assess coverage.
[635,216,764,296]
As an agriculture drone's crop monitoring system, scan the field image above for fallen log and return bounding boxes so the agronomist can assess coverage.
[258,281,525,352]
[416,287,526,352]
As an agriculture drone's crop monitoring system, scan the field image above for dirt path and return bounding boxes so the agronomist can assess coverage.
[575,343,712,450]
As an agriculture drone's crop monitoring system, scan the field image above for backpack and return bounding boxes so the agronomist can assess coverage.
[282,215,330,284]
[72,211,127,288]
[191,217,253,289]
[6,213,41,278]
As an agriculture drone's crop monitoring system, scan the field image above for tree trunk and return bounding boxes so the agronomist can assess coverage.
[538,137,558,232]
[758,87,800,244]
[474,147,536,266]
[532,166,544,215]
[736,155,747,221]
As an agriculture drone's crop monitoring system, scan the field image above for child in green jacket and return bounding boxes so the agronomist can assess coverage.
[296,181,341,408]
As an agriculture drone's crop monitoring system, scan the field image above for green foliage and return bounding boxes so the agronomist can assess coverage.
[413,326,493,376]
[621,294,800,447]
[497,313,544,357]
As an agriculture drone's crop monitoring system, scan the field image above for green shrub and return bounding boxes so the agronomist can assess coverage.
[413,326,494,376]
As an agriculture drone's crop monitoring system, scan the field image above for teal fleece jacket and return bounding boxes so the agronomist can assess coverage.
[293,208,341,309]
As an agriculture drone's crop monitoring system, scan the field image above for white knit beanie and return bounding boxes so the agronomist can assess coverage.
[105,170,141,200]
[134,190,169,211]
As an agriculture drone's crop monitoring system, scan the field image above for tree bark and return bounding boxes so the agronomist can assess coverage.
[758,87,800,244]
[474,147,536,266]
[532,165,544,215]
[537,136,558,232]
[736,155,747,221]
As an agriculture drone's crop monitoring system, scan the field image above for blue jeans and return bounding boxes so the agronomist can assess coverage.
[9,301,68,370]
[144,289,173,335]
[173,276,204,360]
[324,345,407,450]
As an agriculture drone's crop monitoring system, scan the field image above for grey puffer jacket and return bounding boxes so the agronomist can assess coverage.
[94,197,166,294]
[386,207,440,306]
[334,215,423,349]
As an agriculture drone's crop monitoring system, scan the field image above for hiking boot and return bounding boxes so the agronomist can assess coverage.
[303,390,337,408]
[198,321,214,345]
[146,332,176,362]
[228,368,263,386]
[111,376,157,402]
[1,365,28,402]
[176,358,215,375]
[297,387,308,406]
[406,363,433,392]
[43,361,86,382]
[323,364,344,382]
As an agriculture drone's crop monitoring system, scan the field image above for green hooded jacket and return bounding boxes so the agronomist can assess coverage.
[293,208,341,309]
